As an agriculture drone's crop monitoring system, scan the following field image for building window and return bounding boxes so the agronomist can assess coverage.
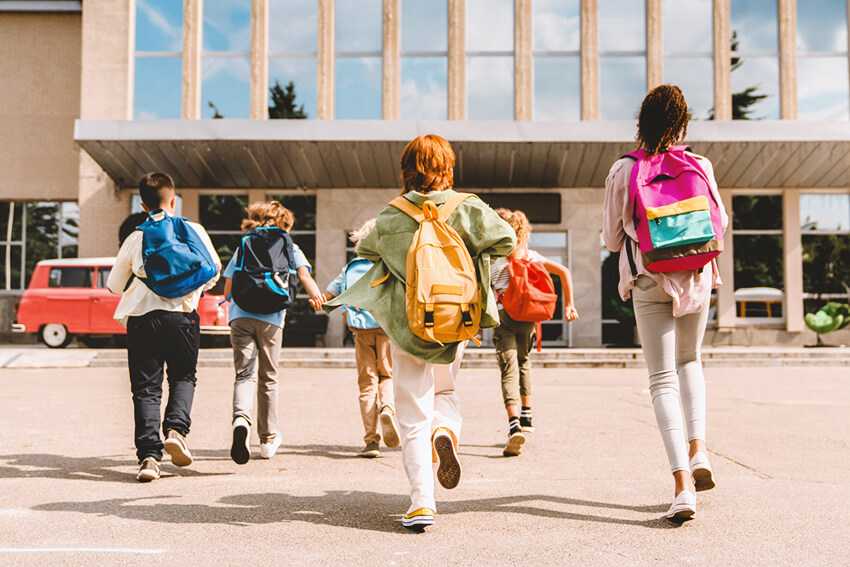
[269,0,318,119]
[801,193,850,313]
[663,0,713,119]
[199,194,249,270]
[401,0,448,120]
[335,0,383,119]
[729,0,780,119]
[797,0,849,120]
[202,0,251,119]
[598,0,646,120]
[0,201,79,292]
[732,195,784,321]
[466,0,514,120]
[134,0,183,119]
[532,0,581,121]
[530,231,571,347]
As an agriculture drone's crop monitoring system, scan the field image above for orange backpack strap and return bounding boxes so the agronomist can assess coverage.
[438,192,474,220]
[388,196,425,222]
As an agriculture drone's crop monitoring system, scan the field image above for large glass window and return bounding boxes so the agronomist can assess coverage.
[797,0,849,120]
[401,0,448,120]
[532,0,580,121]
[269,0,318,119]
[729,0,779,119]
[134,0,183,119]
[663,0,713,119]
[466,0,514,120]
[0,201,79,291]
[599,0,646,120]
[335,0,382,119]
[801,194,850,313]
[732,195,784,320]
[202,0,251,119]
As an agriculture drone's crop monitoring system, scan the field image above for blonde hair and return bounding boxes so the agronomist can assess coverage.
[349,218,376,246]
[241,200,294,232]
[495,208,531,252]
[400,134,455,194]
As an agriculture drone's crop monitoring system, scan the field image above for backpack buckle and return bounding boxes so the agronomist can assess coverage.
[461,306,474,327]
[424,309,435,328]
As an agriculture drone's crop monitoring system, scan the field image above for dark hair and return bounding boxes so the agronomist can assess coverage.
[139,172,176,209]
[118,212,150,246]
[636,85,689,155]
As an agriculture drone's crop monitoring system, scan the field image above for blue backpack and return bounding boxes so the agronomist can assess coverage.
[342,257,381,331]
[231,227,299,314]
[137,210,218,299]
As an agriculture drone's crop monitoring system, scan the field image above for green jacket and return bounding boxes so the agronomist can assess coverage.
[324,189,516,364]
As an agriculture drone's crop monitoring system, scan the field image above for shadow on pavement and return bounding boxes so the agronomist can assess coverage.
[31,491,677,532]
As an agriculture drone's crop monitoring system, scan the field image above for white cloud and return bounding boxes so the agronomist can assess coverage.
[533,0,580,51]
[401,65,447,120]
[466,0,513,52]
[202,57,251,81]
[137,0,182,51]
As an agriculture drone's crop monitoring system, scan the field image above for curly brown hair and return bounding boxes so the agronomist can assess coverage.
[241,200,294,232]
[495,207,531,252]
[636,85,689,155]
[399,134,455,194]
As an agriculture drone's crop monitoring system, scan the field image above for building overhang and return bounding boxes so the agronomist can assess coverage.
[74,119,850,190]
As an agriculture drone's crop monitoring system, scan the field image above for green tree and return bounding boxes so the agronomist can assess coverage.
[268,80,307,119]
[709,31,768,120]
[208,101,224,119]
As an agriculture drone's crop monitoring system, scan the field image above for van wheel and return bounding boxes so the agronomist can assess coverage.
[41,324,72,348]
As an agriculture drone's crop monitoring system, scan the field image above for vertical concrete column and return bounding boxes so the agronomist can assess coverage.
[713,0,731,120]
[783,189,803,333]
[514,0,532,120]
[717,188,736,329]
[250,0,269,120]
[382,0,401,120]
[317,0,334,120]
[646,0,662,90]
[778,0,798,119]
[181,191,200,222]
[78,0,135,256]
[448,0,466,120]
[182,0,203,120]
[580,0,599,120]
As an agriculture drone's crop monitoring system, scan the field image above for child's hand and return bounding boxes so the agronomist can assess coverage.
[564,304,579,321]
[309,293,328,311]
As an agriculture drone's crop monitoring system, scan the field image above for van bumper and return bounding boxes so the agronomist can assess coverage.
[200,325,230,335]
[11,323,26,333]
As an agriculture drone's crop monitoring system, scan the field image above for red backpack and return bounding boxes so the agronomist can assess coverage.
[499,257,558,351]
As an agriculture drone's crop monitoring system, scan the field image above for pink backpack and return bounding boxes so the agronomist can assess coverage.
[623,145,724,273]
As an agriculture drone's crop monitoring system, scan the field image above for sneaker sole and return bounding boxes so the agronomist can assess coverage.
[380,412,400,448]
[230,425,250,465]
[667,507,696,523]
[693,467,716,492]
[164,438,193,467]
[402,515,434,531]
[434,435,461,489]
[359,451,380,458]
[136,471,159,482]
[503,432,526,457]
[521,426,535,433]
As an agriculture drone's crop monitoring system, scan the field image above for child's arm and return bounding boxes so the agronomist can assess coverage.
[542,259,579,321]
[106,235,136,295]
[223,278,232,298]
[298,266,324,310]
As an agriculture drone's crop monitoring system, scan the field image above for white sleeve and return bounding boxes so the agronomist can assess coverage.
[107,232,139,294]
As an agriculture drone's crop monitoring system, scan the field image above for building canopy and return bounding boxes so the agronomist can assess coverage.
[75,120,850,190]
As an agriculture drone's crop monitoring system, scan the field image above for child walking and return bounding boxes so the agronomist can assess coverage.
[311,219,400,458]
[323,134,515,531]
[490,209,579,457]
[603,85,727,521]
[223,200,323,464]
[107,172,221,482]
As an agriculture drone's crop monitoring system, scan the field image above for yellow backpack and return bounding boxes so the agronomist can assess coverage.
[388,193,482,346]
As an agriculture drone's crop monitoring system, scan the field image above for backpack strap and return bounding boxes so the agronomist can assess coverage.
[388,196,425,222]
[438,192,474,220]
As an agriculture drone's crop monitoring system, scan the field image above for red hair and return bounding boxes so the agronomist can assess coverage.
[400,134,455,194]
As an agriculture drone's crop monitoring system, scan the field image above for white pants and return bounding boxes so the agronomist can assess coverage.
[632,276,709,474]
[391,341,466,514]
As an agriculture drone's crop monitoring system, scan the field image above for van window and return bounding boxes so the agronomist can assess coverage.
[96,268,111,288]
[48,267,93,288]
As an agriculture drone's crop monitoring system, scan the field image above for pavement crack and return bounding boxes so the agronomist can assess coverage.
[709,449,773,479]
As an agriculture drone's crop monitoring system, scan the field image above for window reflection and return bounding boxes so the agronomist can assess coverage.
[534,57,580,121]
[730,57,780,119]
[533,0,579,52]
[801,194,850,232]
[269,0,318,53]
[730,0,777,52]
[466,0,513,52]
[467,57,514,120]
[798,58,850,120]
[202,58,251,118]
[797,0,848,52]
[135,58,182,119]
[402,0,447,52]
[203,0,251,52]
[598,0,644,52]
[665,58,713,119]
[336,0,382,52]
[136,0,183,52]
[270,58,317,119]
[401,58,448,120]
[663,0,712,53]
[730,0,779,120]
[336,58,382,119]
[600,57,645,121]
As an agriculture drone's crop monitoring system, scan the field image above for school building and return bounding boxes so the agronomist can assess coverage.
[3,0,850,347]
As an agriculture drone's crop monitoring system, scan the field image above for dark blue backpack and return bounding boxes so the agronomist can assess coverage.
[232,227,299,314]
[137,210,218,299]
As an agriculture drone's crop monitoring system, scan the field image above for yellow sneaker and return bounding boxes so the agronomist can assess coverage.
[402,508,435,531]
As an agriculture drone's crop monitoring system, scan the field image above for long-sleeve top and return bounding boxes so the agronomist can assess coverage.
[323,189,516,364]
[106,211,221,326]
[602,151,729,317]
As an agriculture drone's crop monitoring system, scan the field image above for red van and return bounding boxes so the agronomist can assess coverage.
[12,258,229,348]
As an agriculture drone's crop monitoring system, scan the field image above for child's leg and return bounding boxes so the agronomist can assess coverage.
[375,332,394,412]
[127,314,166,463]
[255,321,283,442]
[391,343,437,514]
[354,333,381,445]
[517,322,534,411]
[230,318,260,426]
[432,341,465,442]
[493,316,521,417]
[161,311,200,437]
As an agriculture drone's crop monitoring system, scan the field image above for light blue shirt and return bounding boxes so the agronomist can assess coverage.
[223,242,310,328]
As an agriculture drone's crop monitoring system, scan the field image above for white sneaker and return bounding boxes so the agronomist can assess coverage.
[666,491,696,522]
[379,406,400,448]
[690,452,716,492]
[230,416,250,465]
[259,434,282,459]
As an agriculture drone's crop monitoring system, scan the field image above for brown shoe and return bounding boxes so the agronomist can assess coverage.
[164,429,193,467]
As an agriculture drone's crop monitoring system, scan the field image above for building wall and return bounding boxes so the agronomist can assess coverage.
[0,12,81,201]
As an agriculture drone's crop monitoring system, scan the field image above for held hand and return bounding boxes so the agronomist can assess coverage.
[564,304,579,321]
[308,293,328,311]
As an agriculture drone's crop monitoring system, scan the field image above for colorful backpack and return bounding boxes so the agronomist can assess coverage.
[231,227,299,314]
[499,256,558,352]
[137,210,218,299]
[388,193,481,346]
[623,145,724,273]
[342,257,381,331]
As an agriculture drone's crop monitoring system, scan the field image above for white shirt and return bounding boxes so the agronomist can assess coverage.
[106,212,221,326]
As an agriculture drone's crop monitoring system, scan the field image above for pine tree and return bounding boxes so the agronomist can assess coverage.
[268,80,307,119]
[208,101,224,119]
[708,31,768,120]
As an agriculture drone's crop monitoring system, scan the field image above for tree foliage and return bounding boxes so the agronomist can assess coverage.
[269,80,308,119]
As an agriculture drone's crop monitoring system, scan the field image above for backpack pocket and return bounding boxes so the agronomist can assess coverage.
[646,196,715,249]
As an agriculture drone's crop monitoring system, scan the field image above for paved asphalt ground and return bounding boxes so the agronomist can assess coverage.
[0,360,848,566]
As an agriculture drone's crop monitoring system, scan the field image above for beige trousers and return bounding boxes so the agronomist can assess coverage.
[354,331,394,444]
[231,317,283,443]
